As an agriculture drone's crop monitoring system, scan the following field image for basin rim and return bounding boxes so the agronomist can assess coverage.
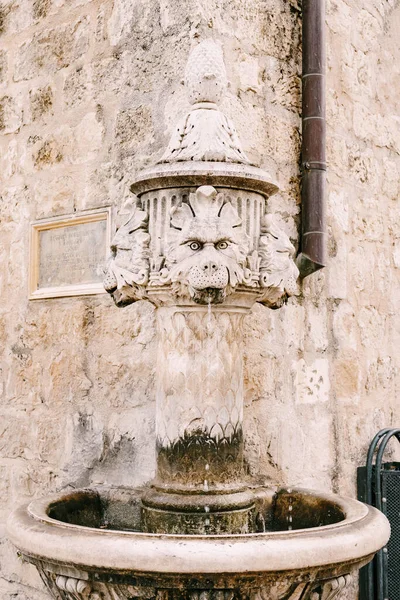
[7,488,390,575]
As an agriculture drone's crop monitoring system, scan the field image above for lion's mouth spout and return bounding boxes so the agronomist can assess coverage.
[190,287,226,305]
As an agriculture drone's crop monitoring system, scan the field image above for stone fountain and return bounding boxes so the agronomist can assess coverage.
[7,40,389,600]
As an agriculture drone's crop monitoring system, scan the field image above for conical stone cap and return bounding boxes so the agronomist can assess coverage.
[159,39,250,165]
[131,40,278,198]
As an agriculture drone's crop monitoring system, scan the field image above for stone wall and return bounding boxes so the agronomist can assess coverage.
[0,0,399,597]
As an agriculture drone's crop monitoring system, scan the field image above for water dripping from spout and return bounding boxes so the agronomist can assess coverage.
[205,301,213,394]
[287,488,293,531]
[204,504,210,528]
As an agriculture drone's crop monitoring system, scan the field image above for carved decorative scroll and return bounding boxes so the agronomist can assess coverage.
[103,199,150,306]
[311,575,352,600]
[257,214,300,308]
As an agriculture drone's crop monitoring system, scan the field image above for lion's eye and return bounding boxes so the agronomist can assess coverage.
[189,241,201,251]
[216,241,228,250]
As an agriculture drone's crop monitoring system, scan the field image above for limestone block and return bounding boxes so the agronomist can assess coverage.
[0,466,10,499]
[32,0,51,21]
[329,190,349,233]
[304,303,329,353]
[352,103,376,143]
[353,8,383,53]
[333,352,362,404]
[280,408,334,489]
[326,0,352,37]
[2,138,19,179]
[393,243,400,268]
[76,162,116,210]
[267,183,300,218]
[348,243,375,294]
[72,111,105,164]
[254,113,300,167]
[257,2,301,62]
[33,174,76,218]
[0,415,35,460]
[261,55,301,114]
[357,306,386,349]
[32,137,64,169]
[352,201,385,243]
[327,89,353,135]
[388,202,400,239]
[365,356,397,394]
[63,64,91,108]
[238,57,261,93]
[92,52,136,97]
[0,50,8,85]
[382,158,399,200]
[14,17,90,81]
[0,184,31,227]
[90,409,156,487]
[29,85,54,122]
[293,358,330,405]
[347,145,380,189]
[332,301,358,351]
[274,301,305,351]
[108,0,157,47]
[326,242,347,300]
[327,135,347,174]
[0,0,34,36]
[0,94,23,133]
[115,105,154,150]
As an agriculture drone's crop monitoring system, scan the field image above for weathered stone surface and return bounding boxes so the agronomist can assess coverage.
[14,18,90,81]
[0,49,8,84]
[0,94,23,133]
[29,85,54,122]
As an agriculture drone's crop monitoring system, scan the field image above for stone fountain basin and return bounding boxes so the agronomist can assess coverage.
[7,487,389,590]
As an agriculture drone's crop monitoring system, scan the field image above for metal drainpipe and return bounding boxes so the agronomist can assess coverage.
[296,0,327,277]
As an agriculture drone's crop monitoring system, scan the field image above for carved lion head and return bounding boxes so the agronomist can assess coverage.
[166,186,249,304]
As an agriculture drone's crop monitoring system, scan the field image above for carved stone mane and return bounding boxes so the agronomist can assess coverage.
[103,200,150,306]
[258,214,299,308]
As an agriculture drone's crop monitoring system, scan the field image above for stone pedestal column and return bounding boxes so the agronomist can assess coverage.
[142,305,256,534]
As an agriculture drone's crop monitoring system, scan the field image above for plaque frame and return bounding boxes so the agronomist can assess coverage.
[29,208,112,300]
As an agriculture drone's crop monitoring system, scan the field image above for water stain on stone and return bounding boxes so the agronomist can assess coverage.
[156,427,244,487]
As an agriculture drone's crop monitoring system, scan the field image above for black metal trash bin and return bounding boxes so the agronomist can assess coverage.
[358,428,400,600]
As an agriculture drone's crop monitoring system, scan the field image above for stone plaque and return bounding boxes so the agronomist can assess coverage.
[29,210,111,299]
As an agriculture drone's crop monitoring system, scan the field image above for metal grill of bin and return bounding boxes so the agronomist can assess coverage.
[382,467,400,600]
[358,428,400,600]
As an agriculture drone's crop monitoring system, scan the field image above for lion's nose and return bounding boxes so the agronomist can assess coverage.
[202,260,219,273]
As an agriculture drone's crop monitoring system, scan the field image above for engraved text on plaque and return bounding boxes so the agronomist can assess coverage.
[29,210,111,299]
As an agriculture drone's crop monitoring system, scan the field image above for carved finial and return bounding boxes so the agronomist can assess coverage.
[184,40,228,105]
[159,40,250,165]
